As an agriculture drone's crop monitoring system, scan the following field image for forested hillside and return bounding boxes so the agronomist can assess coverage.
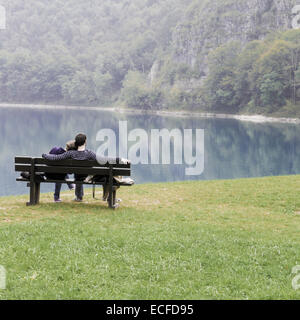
[0,0,193,105]
[0,0,299,116]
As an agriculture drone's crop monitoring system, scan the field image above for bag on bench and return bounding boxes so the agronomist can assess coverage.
[113,176,134,185]
[21,171,45,182]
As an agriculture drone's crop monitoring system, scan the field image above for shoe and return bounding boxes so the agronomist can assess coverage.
[73,197,83,202]
[54,198,62,203]
[68,184,75,190]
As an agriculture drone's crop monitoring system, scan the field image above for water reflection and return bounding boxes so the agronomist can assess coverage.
[1,106,300,196]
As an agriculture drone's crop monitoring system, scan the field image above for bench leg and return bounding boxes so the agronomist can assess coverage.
[27,182,39,206]
[107,187,118,209]
[113,189,116,207]
[35,183,40,204]
[108,188,113,209]
[93,185,96,199]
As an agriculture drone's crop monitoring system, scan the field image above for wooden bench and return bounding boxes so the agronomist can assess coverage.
[15,156,133,209]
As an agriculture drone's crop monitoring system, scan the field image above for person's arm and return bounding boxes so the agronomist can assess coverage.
[85,150,114,163]
[42,151,72,161]
[87,150,130,164]
[96,155,129,165]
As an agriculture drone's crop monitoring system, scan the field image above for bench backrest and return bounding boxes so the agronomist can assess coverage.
[15,157,131,177]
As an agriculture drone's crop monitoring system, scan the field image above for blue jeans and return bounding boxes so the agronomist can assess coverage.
[75,184,84,200]
[54,183,83,200]
[54,175,74,200]
[74,174,86,200]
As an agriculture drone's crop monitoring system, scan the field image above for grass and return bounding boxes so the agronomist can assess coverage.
[0,175,300,300]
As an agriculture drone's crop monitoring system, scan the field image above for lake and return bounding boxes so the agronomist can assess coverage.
[1,106,300,197]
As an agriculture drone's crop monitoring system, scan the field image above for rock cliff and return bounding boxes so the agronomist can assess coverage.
[151,0,297,88]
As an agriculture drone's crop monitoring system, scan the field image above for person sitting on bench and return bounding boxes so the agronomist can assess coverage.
[46,140,77,203]
[42,133,129,202]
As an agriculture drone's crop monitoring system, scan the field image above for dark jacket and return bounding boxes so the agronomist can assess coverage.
[45,146,67,180]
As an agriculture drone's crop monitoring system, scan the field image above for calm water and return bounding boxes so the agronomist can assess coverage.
[1,106,300,197]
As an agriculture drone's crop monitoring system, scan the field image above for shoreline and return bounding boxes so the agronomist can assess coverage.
[1,103,300,124]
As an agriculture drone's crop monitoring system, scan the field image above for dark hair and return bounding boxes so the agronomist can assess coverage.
[75,133,87,148]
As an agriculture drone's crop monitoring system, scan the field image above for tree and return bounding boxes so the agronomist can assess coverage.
[204,42,241,112]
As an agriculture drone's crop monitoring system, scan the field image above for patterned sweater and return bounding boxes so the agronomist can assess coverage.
[42,150,120,164]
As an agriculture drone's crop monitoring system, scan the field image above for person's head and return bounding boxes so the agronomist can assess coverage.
[66,140,77,151]
[75,133,87,149]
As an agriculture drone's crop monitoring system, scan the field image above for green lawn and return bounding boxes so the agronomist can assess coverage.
[0,176,300,300]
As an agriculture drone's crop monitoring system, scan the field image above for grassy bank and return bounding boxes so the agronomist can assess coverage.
[0,176,300,300]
